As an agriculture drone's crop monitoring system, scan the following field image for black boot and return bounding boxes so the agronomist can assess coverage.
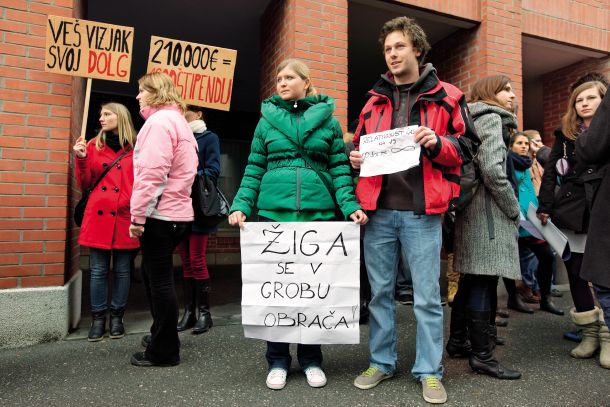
[507,294,533,314]
[88,311,106,342]
[468,311,521,380]
[540,295,564,316]
[109,308,125,339]
[177,279,197,332]
[446,308,471,357]
[192,279,213,334]
[488,323,505,347]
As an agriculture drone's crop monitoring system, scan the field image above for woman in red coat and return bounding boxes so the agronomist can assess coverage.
[74,102,139,342]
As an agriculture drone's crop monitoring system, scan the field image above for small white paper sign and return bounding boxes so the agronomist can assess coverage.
[240,221,360,344]
[359,125,421,177]
[526,203,571,260]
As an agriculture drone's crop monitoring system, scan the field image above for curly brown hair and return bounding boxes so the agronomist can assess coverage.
[378,16,430,64]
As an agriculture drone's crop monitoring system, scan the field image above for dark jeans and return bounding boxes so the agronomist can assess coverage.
[140,218,191,364]
[519,239,554,297]
[595,284,610,330]
[266,341,322,371]
[453,274,499,313]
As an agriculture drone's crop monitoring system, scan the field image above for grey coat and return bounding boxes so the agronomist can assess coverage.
[453,103,521,279]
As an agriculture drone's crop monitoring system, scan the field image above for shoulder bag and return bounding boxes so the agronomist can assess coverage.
[74,147,131,227]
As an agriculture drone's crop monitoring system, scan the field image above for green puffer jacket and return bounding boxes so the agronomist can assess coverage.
[230,94,361,222]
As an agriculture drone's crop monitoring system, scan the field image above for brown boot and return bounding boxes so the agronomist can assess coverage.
[599,309,610,369]
[570,307,600,359]
[518,286,540,304]
[446,253,459,304]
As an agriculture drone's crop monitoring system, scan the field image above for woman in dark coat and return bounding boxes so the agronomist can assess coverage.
[537,79,606,365]
[576,91,610,369]
[176,105,221,335]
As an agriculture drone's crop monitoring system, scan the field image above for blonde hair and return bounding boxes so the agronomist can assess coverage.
[138,72,186,112]
[561,81,607,140]
[95,102,137,150]
[276,59,317,96]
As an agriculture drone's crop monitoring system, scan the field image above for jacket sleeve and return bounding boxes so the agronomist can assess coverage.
[426,94,479,168]
[475,113,520,220]
[328,120,361,218]
[229,121,267,218]
[130,117,175,225]
[537,134,564,215]
[577,94,610,164]
[201,132,221,182]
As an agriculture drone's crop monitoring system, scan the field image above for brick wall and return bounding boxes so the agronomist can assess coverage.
[542,57,610,143]
[260,0,349,129]
[0,0,76,288]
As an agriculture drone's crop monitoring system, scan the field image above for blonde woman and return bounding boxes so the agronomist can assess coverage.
[128,73,198,367]
[73,102,138,342]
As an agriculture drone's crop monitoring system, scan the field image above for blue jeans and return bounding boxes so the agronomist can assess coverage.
[395,250,413,296]
[595,285,610,330]
[364,209,443,379]
[518,245,539,291]
[266,342,322,371]
[89,248,135,313]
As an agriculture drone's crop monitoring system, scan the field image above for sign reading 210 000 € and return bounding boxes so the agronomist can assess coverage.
[240,222,360,345]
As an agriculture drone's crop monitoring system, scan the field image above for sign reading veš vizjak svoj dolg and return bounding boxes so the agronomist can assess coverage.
[45,15,134,82]
[146,36,237,111]
[240,222,360,345]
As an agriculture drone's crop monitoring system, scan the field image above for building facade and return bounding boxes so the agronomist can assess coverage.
[0,0,608,347]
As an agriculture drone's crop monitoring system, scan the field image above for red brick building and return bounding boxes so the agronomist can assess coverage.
[0,0,608,347]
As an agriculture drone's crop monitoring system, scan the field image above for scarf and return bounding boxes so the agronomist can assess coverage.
[104,132,122,153]
[507,151,532,196]
[189,119,207,134]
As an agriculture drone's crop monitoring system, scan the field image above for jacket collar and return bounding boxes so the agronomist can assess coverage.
[261,95,335,139]
[370,63,442,103]
[140,104,182,120]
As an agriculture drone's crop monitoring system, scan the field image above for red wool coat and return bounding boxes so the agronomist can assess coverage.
[76,139,139,250]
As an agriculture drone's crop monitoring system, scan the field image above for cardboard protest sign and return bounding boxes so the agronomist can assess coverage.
[359,125,421,177]
[146,36,237,111]
[240,222,360,344]
[45,15,134,82]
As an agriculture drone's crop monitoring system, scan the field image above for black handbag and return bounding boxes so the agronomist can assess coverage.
[191,172,230,227]
[74,148,131,227]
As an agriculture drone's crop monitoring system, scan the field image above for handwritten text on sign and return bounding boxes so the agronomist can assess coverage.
[241,222,360,345]
[147,36,237,111]
[359,125,421,177]
[45,16,133,82]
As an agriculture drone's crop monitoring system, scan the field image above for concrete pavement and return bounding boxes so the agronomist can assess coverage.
[1,292,609,407]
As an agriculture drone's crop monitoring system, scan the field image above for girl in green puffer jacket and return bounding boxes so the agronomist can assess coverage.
[229,59,367,390]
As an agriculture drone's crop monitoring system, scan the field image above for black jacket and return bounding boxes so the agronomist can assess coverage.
[576,95,610,288]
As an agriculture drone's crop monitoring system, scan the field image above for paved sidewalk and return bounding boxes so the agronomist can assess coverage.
[1,293,609,407]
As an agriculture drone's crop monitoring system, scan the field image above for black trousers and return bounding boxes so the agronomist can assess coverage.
[140,218,191,364]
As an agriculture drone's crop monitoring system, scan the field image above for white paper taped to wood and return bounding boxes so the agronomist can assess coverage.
[240,221,360,344]
[359,125,421,177]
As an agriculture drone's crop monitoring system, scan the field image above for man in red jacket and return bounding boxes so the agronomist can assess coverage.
[350,16,478,404]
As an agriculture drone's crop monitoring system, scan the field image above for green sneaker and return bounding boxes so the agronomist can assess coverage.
[353,367,393,389]
[421,376,447,404]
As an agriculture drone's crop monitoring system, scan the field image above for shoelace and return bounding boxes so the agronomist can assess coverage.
[424,376,441,389]
[269,369,287,379]
[361,367,379,377]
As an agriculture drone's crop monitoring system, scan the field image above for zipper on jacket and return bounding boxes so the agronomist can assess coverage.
[374,108,385,132]
[296,114,302,213]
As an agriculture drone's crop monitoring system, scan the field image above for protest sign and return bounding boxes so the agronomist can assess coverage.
[359,125,421,177]
[240,222,360,345]
[147,36,237,111]
[45,15,134,82]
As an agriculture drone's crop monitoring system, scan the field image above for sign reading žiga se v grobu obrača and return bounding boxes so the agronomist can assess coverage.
[146,36,237,111]
[45,15,134,82]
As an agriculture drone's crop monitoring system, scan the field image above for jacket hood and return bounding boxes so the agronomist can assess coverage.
[372,63,439,100]
[261,95,335,138]
[468,102,517,129]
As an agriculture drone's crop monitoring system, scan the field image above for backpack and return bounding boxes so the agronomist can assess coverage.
[448,154,481,212]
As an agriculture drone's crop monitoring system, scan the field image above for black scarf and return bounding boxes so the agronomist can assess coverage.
[507,151,532,196]
[104,133,122,153]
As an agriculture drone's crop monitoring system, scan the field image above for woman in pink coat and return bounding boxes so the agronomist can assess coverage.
[128,72,198,367]
[73,102,138,342]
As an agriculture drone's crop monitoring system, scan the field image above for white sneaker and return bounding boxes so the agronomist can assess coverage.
[266,368,288,390]
[304,366,327,388]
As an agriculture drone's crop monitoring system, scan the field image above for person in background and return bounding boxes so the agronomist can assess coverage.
[73,102,139,342]
[509,132,563,315]
[229,59,367,390]
[576,83,610,369]
[449,75,521,380]
[176,105,221,335]
[128,72,198,367]
[537,78,606,365]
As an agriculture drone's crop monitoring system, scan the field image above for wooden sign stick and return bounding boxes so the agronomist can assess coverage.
[79,78,92,140]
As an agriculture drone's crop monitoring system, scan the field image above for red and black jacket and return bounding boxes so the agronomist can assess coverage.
[354,66,478,214]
